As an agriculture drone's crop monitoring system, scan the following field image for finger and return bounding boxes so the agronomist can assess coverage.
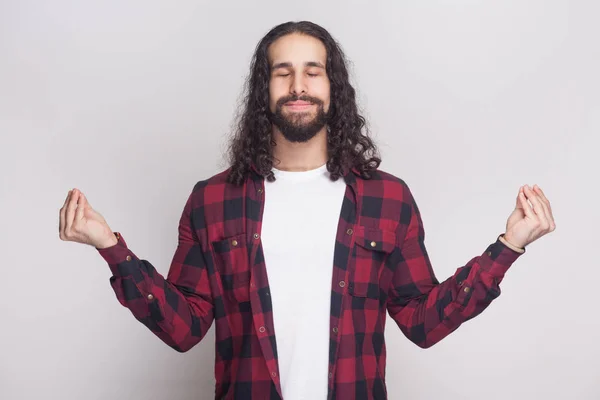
[534,185,555,228]
[515,186,525,208]
[62,189,72,208]
[531,189,553,230]
[532,185,551,210]
[524,186,549,228]
[60,189,72,238]
[65,189,80,234]
[75,191,86,221]
[534,185,556,230]
[518,191,535,219]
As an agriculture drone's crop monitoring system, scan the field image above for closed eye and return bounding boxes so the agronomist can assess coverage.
[275,73,319,77]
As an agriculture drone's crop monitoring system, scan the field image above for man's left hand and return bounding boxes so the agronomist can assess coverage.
[503,184,556,249]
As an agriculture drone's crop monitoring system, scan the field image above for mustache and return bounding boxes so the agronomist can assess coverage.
[276,95,324,108]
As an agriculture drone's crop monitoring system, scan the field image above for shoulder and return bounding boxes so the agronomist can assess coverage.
[186,168,244,206]
[359,168,416,202]
[192,168,232,191]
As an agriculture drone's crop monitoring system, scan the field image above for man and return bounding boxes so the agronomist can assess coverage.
[59,21,556,400]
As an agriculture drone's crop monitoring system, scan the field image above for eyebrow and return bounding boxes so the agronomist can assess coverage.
[271,61,326,70]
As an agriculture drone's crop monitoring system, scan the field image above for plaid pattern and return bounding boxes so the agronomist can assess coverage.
[97,166,524,400]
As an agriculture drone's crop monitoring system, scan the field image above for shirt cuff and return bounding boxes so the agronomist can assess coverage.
[498,234,525,253]
[96,232,137,276]
[477,233,526,280]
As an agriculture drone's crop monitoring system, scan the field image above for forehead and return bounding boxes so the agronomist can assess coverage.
[267,33,327,66]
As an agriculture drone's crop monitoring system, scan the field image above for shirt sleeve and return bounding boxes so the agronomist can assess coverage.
[96,188,214,352]
[386,185,525,348]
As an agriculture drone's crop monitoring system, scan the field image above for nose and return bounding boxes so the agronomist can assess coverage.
[290,72,307,96]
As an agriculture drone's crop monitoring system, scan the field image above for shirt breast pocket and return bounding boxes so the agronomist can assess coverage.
[211,232,251,303]
[348,227,397,300]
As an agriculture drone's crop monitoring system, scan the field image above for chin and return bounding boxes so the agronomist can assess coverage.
[285,112,315,122]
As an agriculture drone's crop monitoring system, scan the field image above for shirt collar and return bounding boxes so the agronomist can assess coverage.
[249,162,361,180]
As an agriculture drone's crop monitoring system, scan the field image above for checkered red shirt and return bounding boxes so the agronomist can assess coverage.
[97,166,524,399]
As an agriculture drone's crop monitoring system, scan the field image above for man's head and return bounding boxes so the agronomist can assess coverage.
[266,32,330,143]
[227,21,380,184]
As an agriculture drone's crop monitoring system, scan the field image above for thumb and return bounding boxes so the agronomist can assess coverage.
[80,192,91,209]
[515,186,524,209]
[76,191,90,220]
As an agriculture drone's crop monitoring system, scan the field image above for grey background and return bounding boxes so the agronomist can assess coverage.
[1,0,598,399]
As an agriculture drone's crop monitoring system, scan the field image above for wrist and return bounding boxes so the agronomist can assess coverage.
[95,232,118,249]
[501,233,525,252]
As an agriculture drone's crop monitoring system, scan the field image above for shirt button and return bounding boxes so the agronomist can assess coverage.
[271,372,277,377]
[147,294,154,300]
[258,188,263,194]
[346,228,353,235]
[464,287,471,293]
[332,327,338,333]
[232,240,238,247]
[126,255,132,261]
[486,251,492,256]
[253,233,260,240]
[259,326,266,333]
[329,372,333,379]
[370,241,377,247]
[339,281,346,288]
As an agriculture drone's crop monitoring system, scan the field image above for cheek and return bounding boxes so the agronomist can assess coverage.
[318,89,331,112]
[269,81,283,112]
[314,80,330,109]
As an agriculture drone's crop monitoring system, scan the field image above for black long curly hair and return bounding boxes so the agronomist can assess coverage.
[226,21,381,186]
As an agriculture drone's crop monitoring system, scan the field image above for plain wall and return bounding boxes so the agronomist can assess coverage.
[1,0,598,399]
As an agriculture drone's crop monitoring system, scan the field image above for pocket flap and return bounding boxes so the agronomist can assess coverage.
[211,232,251,291]
[354,227,397,254]
[212,232,248,253]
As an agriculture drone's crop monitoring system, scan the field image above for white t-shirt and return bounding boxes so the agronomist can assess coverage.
[260,163,347,400]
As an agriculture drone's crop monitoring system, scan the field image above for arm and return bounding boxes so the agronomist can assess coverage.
[387,186,525,348]
[97,188,214,352]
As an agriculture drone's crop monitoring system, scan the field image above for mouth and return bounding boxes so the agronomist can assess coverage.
[284,101,314,111]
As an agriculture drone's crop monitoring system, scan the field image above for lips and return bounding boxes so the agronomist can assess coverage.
[285,101,313,106]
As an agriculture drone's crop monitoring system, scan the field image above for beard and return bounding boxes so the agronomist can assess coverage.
[267,94,330,143]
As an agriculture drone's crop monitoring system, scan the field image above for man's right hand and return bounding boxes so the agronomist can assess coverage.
[59,188,118,249]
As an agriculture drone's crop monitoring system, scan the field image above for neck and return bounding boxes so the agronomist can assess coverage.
[271,126,328,171]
